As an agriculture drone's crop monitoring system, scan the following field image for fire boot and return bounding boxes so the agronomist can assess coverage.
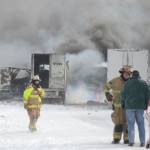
[29,118,37,132]
[112,139,120,144]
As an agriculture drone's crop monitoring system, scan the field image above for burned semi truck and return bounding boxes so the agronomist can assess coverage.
[31,53,69,103]
[0,67,31,99]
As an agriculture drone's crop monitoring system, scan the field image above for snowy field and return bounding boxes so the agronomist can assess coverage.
[0,101,148,150]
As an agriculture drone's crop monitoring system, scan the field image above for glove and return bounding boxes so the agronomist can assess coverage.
[121,105,125,109]
[37,88,42,95]
[24,103,28,110]
[105,92,113,102]
[112,104,114,110]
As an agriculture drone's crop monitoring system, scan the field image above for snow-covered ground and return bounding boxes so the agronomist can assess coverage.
[0,101,148,150]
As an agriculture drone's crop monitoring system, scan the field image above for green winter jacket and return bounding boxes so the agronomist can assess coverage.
[121,76,150,110]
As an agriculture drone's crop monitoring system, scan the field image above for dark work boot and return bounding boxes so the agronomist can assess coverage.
[112,139,120,144]
[140,143,145,147]
[128,143,134,146]
[124,140,129,144]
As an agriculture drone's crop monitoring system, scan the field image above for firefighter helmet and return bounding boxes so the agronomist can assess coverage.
[31,75,41,81]
[119,65,133,74]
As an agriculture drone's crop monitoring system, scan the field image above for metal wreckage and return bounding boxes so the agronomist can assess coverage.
[0,67,31,99]
[0,53,69,103]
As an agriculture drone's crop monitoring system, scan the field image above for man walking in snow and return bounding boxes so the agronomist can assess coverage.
[103,65,133,144]
[23,75,45,132]
[121,70,150,147]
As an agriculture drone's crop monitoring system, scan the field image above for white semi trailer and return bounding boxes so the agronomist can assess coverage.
[31,53,69,103]
[107,49,150,84]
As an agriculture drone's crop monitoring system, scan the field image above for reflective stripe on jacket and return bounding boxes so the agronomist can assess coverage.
[23,85,45,109]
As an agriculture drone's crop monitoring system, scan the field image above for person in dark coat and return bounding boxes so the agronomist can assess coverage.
[121,70,150,147]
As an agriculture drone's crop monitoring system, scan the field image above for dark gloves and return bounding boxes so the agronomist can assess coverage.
[24,103,28,110]
[105,92,113,102]
[121,105,125,109]
[112,103,114,110]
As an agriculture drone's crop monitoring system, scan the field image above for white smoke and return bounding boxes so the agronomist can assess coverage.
[67,49,105,80]
[66,50,106,104]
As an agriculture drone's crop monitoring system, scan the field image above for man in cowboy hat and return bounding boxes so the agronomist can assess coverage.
[23,75,45,132]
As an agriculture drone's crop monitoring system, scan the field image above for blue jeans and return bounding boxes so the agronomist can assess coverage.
[126,109,145,143]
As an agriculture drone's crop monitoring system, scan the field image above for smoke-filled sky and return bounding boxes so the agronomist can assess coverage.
[0,0,149,77]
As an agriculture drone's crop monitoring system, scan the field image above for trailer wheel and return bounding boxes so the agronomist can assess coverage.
[58,92,66,104]
[61,94,65,105]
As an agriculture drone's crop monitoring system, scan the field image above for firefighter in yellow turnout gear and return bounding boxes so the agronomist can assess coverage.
[103,66,133,144]
[23,75,45,132]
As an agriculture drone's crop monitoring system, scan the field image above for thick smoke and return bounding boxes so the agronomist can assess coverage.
[67,49,106,84]
[66,49,106,103]
[0,0,149,103]
[0,0,149,57]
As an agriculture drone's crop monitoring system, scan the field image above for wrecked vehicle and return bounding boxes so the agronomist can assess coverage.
[0,67,31,99]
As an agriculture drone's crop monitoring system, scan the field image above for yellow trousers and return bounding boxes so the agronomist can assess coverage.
[27,108,40,131]
[111,107,128,141]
